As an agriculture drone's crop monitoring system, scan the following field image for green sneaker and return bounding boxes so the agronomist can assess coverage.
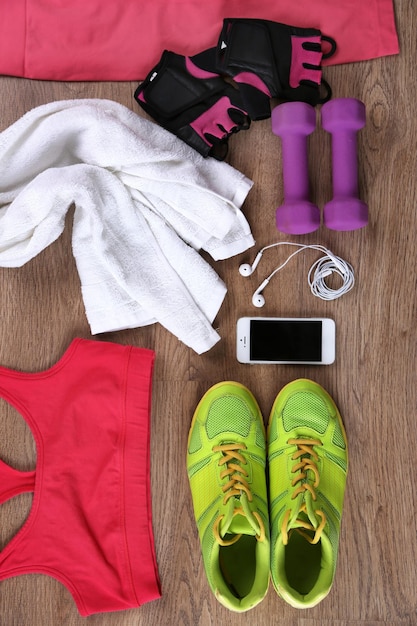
[186,382,270,612]
[267,379,348,608]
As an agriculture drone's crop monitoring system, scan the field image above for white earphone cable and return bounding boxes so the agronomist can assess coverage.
[245,242,355,302]
[307,253,355,300]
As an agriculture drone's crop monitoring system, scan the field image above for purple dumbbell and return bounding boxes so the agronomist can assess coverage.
[321,98,368,231]
[272,102,320,234]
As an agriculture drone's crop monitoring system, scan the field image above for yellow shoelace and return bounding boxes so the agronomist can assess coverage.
[281,438,327,545]
[212,443,265,547]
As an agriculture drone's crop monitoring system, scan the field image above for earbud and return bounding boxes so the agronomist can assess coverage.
[251,279,270,307]
[239,252,263,276]
[239,263,253,277]
[252,293,265,308]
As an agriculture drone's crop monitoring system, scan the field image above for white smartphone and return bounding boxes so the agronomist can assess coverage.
[236,317,336,365]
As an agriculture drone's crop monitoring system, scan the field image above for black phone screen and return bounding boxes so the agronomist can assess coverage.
[250,319,322,362]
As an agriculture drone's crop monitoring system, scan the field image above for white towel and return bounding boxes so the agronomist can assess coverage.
[0,99,255,354]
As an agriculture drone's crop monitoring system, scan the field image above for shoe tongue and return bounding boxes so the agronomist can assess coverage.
[304,492,319,525]
[290,492,319,531]
[221,496,257,537]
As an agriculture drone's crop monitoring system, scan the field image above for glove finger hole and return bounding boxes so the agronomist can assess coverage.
[321,36,337,60]
[318,79,332,104]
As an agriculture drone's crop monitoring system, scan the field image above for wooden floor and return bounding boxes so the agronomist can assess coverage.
[0,3,415,626]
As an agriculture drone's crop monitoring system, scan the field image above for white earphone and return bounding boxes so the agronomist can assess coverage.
[251,279,270,307]
[239,242,355,307]
[238,252,263,277]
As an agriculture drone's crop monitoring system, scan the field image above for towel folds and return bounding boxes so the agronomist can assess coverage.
[0,99,255,354]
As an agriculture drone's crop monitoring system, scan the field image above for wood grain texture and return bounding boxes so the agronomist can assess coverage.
[0,2,416,625]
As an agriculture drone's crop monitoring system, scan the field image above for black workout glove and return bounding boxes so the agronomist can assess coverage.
[196,18,336,120]
[134,50,250,160]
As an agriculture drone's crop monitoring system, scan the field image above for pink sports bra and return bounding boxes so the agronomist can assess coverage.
[0,338,161,616]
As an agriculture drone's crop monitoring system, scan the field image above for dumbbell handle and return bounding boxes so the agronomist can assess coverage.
[330,129,360,198]
[281,134,310,200]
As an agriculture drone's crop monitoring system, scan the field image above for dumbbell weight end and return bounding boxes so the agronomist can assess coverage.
[276,201,321,234]
[323,197,368,231]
